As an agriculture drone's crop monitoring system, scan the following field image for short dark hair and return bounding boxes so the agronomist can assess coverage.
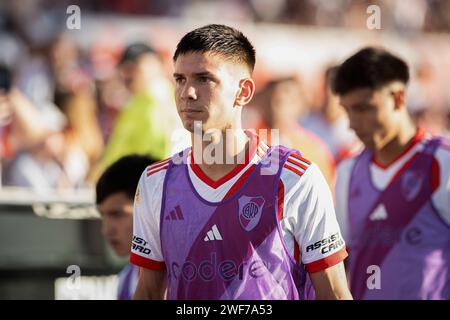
[332,47,409,96]
[324,65,338,89]
[96,155,158,205]
[0,64,12,92]
[119,42,156,65]
[173,24,256,73]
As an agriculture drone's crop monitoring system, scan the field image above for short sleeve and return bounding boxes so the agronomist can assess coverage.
[130,170,166,270]
[334,157,356,242]
[290,163,348,273]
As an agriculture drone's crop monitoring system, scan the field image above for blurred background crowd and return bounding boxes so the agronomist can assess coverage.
[0,0,449,193]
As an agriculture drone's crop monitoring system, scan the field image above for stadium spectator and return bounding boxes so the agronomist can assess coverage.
[252,77,336,188]
[94,42,185,179]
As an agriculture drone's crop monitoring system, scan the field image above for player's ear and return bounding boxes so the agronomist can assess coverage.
[391,87,406,110]
[235,78,255,107]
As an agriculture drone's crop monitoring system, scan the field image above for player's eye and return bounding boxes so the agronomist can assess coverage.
[108,210,124,218]
[353,103,372,112]
[358,105,371,112]
[174,77,185,84]
[198,76,209,83]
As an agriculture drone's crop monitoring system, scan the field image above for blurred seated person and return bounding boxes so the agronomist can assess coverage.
[1,65,48,160]
[55,88,104,185]
[96,154,157,300]
[1,63,102,191]
[1,63,62,190]
[249,77,336,188]
[49,34,105,179]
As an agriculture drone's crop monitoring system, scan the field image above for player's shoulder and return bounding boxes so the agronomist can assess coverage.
[280,150,333,214]
[430,136,450,184]
[433,135,450,160]
[426,135,450,225]
[140,155,176,194]
[143,148,192,182]
[282,151,313,178]
[145,157,171,178]
[280,151,325,190]
[416,133,450,168]
[336,153,358,176]
[138,153,181,203]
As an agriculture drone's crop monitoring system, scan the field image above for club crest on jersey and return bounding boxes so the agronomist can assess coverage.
[401,170,423,201]
[238,195,265,231]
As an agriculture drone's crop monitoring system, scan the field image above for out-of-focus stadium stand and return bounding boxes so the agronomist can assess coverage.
[0,187,125,299]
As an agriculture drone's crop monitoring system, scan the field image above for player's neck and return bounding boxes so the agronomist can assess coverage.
[191,128,250,181]
[373,120,418,167]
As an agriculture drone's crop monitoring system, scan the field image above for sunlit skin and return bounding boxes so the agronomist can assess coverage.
[173,52,253,133]
[173,52,255,180]
[98,192,134,257]
[339,81,417,166]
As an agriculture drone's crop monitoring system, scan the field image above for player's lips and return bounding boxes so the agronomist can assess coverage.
[181,109,204,117]
[181,108,203,113]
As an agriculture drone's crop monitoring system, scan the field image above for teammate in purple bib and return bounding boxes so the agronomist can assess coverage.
[333,47,450,300]
[131,24,352,300]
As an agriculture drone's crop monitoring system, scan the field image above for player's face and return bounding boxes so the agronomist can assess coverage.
[173,52,245,132]
[98,192,134,257]
[339,86,399,151]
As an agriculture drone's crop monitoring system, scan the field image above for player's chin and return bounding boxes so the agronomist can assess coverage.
[182,120,196,133]
[355,134,372,148]
[182,118,208,133]
[361,139,375,150]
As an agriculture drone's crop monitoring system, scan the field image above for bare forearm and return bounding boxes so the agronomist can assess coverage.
[133,284,165,300]
[311,262,353,300]
[133,268,167,300]
[315,286,353,300]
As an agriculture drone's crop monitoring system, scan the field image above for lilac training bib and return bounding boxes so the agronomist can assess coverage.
[348,138,450,299]
[160,145,313,300]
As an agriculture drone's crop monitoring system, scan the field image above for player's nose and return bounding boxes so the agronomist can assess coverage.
[180,84,197,100]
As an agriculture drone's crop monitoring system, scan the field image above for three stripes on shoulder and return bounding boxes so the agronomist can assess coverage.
[147,158,171,177]
[284,153,312,176]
